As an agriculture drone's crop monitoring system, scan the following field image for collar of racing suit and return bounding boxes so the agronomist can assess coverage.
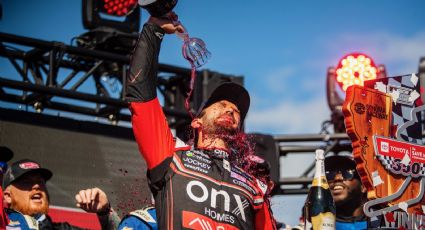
[196,147,230,160]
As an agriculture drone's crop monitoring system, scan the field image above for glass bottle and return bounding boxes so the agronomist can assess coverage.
[304,149,336,230]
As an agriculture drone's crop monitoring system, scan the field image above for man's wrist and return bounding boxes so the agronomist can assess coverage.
[97,206,121,230]
[96,203,112,216]
[145,22,166,36]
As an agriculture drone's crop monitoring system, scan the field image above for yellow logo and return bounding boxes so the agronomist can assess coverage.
[8,220,20,226]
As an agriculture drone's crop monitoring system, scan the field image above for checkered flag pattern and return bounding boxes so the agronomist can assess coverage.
[376,154,425,178]
[365,74,423,144]
[376,155,394,171]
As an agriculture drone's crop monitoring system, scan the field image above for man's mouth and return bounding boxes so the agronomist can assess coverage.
[330,183,346,193]
[332,185,344,191]
[218,114,234,124]
[31,193,43,203]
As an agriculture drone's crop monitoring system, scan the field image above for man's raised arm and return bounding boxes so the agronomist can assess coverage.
[126,14,184,169]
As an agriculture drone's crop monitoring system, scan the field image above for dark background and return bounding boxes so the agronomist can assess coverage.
[0,108,150,216]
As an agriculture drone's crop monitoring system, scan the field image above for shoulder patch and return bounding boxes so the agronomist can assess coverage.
[129,209,156,223]
[8,220,20,226]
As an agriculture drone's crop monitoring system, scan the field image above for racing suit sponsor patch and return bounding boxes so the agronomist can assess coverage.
[182,211,239,230]
[185,180,250,223]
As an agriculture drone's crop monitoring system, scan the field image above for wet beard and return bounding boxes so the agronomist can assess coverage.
[200,119,237,141]
[200,123,250,163]
[11,196,49,216]
[200,121,273,189]
[214,130,259,174]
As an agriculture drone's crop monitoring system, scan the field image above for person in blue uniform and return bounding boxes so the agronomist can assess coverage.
[118,205,157,230]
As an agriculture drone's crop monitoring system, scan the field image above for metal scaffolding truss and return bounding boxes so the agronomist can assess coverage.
[0,32,192,126]
[273,133,352,195]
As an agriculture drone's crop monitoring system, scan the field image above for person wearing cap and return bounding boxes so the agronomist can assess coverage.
[126,12,276,229]
[324,155,368,230]
[0,146,14,229]
[2,159,120,230]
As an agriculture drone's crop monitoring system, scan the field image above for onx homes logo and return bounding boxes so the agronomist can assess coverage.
[186,180,249,224]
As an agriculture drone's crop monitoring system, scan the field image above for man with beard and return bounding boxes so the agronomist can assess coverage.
[0,146,14,228]
[126,12,276,229]
[3,159,119,229]
[324,155,368,230]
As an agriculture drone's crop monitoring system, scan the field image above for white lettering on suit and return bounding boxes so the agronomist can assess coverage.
[186,180,247,223]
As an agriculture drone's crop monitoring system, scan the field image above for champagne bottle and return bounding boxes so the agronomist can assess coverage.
[304,149,336,230]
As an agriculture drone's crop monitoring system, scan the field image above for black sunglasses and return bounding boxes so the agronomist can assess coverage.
[325,169,358,181]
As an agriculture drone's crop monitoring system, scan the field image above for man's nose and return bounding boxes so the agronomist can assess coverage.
[333,172,344,181]
[224,106,235,114]
[32,181,45,190]
[32,183,41,190]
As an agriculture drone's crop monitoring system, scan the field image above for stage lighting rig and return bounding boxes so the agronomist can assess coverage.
[326,53,387,133]
[74,0,142,98]
[78,0,141,56]
[336,53,379,91]
[82,0,140,33]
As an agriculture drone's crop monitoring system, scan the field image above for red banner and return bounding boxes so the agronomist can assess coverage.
[374,136,425,164]
[49,206,100,230]
[374,136,425,177]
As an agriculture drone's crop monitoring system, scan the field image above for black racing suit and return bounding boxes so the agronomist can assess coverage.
[127,22,276,230]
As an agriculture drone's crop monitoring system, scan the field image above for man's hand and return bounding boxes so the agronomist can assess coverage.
[75,187,110,214]
[148,11,185,34]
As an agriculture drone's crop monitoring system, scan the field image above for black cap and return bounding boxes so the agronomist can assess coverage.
[197,82,250,124]
[324,155,357,171]
[138,0,178,17]
[2,159,53,188]
[0,146,14,162]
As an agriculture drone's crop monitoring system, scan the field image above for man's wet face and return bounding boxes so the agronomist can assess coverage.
[8,172,49,216]
[199,100,241,134]
[327,168,363,206]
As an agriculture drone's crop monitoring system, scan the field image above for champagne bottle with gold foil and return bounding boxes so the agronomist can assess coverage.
[304,149,336,230]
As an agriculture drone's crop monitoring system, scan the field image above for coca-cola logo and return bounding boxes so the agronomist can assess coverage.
[354,103,366,114]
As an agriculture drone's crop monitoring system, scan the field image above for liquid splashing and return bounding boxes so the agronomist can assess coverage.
[175,22,211,118]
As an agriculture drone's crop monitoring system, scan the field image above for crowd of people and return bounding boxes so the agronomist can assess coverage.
[0,12,371,230]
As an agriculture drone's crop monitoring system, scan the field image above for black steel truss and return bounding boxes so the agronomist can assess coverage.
[273,133,352,195]
[0,32,195,127]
